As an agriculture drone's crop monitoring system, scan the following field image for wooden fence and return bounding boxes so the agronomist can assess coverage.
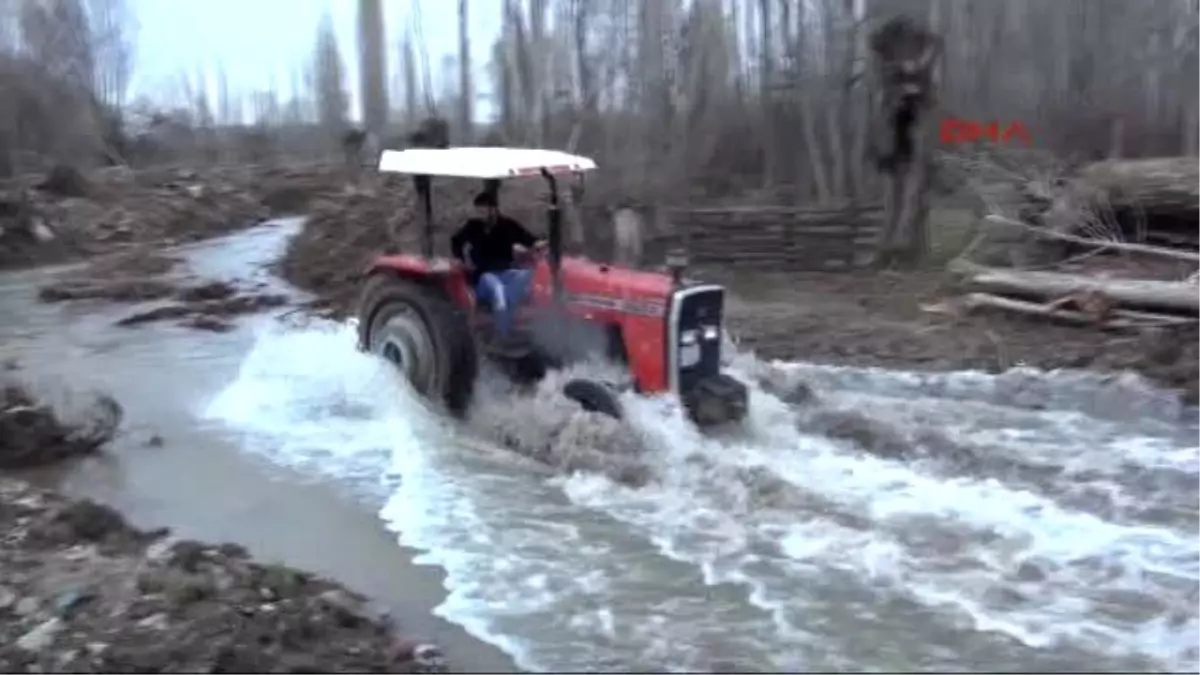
[665,204,884,270]
[579,203,885,270]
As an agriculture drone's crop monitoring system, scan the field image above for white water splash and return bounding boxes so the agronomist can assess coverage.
[203,319,1200,673]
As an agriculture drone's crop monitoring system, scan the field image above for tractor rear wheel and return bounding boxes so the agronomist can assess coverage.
[358,274,477,415]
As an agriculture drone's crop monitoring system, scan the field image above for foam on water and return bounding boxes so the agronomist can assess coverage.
[204,318,1200,673]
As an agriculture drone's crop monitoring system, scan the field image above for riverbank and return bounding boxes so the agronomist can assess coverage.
[0,478,446,673]
[0,163,350,272]
[1,223,520,674]
[0,379,446,673]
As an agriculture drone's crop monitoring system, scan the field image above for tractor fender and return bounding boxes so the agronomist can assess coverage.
[364,254,473,308]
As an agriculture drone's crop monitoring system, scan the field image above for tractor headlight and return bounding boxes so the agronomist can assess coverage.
[680,329,698,345]
[702,325,719,341]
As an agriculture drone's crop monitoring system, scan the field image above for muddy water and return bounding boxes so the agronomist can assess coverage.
[3,222,1198,673]
[0,220,517,673]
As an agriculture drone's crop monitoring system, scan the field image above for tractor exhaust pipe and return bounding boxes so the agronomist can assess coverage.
[540,169,564,303]
[665,248,689,287]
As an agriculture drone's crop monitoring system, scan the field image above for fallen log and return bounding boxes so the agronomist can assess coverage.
[962,292,1197,330]
[982,214,1200,263]
[950,260,1200,314]
[1077,157,1199,218]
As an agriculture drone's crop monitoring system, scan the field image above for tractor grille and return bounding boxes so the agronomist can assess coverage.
[670,285,724,393]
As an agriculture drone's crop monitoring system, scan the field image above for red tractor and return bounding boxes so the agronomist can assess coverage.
[355,147,749,427]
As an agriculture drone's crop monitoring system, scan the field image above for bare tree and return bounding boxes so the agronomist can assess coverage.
[312,12,348,150]
[357,0,388,138]
[399,31,421,123]
[87,0,135,110]
[457,0,472,143]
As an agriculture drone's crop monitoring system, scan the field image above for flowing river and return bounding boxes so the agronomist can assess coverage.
[2,221,1196,673]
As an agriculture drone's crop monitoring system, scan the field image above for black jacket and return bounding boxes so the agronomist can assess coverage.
[450,215,538,283]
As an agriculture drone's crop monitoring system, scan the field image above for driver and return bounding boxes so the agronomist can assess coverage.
[450,191,546,344]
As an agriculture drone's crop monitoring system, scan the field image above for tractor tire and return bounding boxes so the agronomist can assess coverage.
[357,274,477,416]
[563,379,623,420]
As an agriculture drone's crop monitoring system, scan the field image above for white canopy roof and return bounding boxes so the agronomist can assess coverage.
[377,147,597,179]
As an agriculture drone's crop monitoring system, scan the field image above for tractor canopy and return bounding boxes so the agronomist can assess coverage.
[377,147,597,179]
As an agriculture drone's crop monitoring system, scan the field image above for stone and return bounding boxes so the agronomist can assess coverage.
[136,612,170,631]
[15,596,41,616]
[53,586,95,618]
[17,617,64,651]
[0,584,17,611]
[317,588,373,626]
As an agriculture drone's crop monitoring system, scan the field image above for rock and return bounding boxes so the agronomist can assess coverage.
[164,573,216,607]
[56,649,80,670]
[181,315,235,333]
[317,588,373,626]
[176,281,236,303]
[53,586,95,618]
[30,217,56,243]
[167,539,208,571]
[145,434,164,448]
[412,643,447,673]
[0,584,17,611]
[136,612,170,631]
[15,596,41,616]
[49,500,128,542]
[260,564,306,597]
[144,536,176,564]
[16,617,64,651]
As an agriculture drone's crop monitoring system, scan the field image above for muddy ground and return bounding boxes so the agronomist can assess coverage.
[0,381,445,674]
[0,163,352,271]
[717,268,1199,404]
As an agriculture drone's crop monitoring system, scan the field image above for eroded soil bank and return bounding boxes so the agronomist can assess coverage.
[0,381,445,674]
[0,163,353,271]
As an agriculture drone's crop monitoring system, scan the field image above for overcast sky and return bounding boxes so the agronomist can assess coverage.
[129,0,504,121]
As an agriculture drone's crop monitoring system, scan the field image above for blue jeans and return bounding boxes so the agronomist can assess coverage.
[475,269,533,338]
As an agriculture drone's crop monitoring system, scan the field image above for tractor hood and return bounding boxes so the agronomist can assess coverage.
[557,257,677,305]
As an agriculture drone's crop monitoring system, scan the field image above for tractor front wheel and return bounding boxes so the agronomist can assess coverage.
[358,274,477,415]
[563,379,623,420]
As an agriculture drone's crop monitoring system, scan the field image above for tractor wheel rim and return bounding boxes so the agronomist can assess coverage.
[374,309,436,389]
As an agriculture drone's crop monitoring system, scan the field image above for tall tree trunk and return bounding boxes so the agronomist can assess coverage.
[757,0,775,187]
[457,0,472,143]
[357,0,388,138]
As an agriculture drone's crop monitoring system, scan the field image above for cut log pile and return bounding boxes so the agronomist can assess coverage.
[953,263,1198,329]
[1076,157,1199,248]
[949,253,1198,331]
[944,153,1199,331]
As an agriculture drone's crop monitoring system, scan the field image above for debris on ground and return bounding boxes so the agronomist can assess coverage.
[114,293,288,328]
[0,163,354,271]
[0,385,446,673]
[38,278,178,303]
[0,478,446,674]
[0,382,122,470]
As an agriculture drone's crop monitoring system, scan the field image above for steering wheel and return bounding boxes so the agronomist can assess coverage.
[514,243,545,267]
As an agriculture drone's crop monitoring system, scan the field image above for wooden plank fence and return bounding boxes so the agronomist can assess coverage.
[665,204,884,270]
[579,203,884,271]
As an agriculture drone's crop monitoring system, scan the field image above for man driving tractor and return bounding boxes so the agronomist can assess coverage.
[450,191,546,349]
